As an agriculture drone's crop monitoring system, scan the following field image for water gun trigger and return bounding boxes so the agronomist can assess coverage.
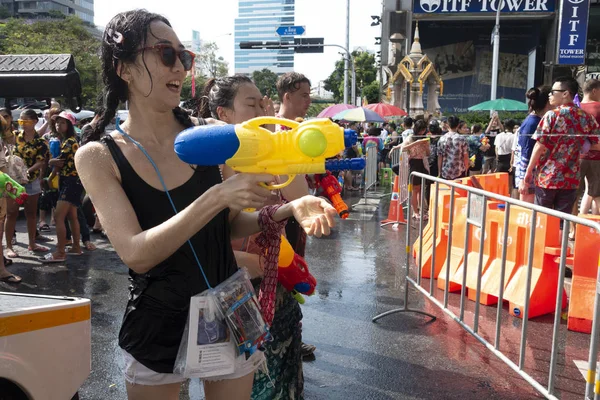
[243,116,300,131]
[259,174,296,190]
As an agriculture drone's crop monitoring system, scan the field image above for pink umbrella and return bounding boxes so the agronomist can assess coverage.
[365,103,407,118]
[317,104,357,118]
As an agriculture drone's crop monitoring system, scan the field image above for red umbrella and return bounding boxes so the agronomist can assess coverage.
[317,104,357,118]
[365,103,407,118]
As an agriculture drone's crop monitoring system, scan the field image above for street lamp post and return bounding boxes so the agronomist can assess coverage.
[490,0,504,113]
[344,0,350,104]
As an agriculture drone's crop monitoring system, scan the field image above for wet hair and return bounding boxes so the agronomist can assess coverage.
[526,85,551,113]
[20,109,39,122]
[429,119,442,135]
[554,76,579,98]
[94,9,193,140]
[56,116,76,139]
[276,72,311,101]
[414,119,427,136]
[471,123,483,134]
[198,75,253,119]
[447,115,460,130]
[403,117,413,128]
[584,79,600,94]
[504,119,517,132]
[367,127,382,137]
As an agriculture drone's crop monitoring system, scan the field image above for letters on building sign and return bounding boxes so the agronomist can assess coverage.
[557,0,590,65]
[413,0,556,13]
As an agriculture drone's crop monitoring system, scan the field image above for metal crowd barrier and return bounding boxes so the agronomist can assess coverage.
[373,171,600,400]
[390,147,409,206]
[353,146,385,211]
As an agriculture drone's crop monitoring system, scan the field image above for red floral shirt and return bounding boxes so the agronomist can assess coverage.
[533,103,600,189]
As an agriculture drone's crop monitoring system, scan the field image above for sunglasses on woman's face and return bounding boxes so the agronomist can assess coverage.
[139,44,195,71]
[18,119,36,125]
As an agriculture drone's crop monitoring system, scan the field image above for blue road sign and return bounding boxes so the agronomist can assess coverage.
[276,26,306,36]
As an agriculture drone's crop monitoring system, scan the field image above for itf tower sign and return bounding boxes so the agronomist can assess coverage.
[557,0,590,65]
[413,0,555,13]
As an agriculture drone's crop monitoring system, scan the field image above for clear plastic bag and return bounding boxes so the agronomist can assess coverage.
[174,268,270,378]
[212,268,271,357]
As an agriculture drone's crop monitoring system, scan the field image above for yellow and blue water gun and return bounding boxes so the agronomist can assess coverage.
[174,117,362,189]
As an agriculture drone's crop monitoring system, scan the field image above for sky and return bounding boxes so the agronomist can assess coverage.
[93,0,383,85]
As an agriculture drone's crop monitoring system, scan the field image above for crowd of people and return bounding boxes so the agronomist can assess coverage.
[351,77,600,228]
[0,104,102,284]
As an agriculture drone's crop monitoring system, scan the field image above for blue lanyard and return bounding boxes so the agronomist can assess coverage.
[115,117,212,289]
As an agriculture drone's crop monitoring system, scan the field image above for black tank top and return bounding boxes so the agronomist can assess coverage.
[102,135,237,373]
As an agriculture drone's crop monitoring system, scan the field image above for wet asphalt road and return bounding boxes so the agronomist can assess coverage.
[4,189,587,400]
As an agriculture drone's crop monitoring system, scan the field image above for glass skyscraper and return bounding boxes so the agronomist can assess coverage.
[234,0,295,75]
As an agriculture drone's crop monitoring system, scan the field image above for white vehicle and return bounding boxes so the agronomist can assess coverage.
[0,292,91,400]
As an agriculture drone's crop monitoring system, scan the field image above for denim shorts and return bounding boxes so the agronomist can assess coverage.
[59,176,84,207]
[24,179,42,196]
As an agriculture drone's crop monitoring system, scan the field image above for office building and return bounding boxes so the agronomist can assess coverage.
[0,0,94,24]
[234,0,295,75]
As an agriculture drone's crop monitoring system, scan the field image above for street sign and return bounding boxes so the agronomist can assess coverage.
[276,25,305,36]
[294,38,324,53]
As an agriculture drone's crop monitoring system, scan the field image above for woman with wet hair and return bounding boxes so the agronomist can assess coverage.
[76,10,336,400]
[5,109,50,258]
[200,75,306,399]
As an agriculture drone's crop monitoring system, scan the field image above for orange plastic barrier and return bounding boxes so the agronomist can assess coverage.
[415,189,452,279]
[452,203,502,296]
[381,175,406,226]
[471,207,528,305]
[567,214,600,334]
[503,210,568,319]
[438,197,468,292]
[470,173,510,197]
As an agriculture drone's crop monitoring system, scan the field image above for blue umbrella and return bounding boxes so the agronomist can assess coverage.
[332,107,385,123]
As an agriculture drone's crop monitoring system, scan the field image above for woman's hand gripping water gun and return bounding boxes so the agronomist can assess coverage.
[0,172,28,205]
[174,117,359,190]
[275,235,316,304]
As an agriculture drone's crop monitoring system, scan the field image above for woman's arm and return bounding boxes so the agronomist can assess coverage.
[75,142,272,274]
[230,196,336,239]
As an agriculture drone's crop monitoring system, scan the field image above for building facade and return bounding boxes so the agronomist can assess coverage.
[234,0,295,75]
[0,0,94,23]
[379,0,599,113]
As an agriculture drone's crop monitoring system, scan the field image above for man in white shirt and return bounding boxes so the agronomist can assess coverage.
[495,119,516,173]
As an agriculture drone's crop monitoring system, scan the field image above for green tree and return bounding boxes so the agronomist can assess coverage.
[47,10,66,19]
[251,68,279,99]
[362,81,380,104]
[324,51,378,104]
[180,74,207,103]
[323,59,344,103]
[198,41,228,79]
[0,16,101,107]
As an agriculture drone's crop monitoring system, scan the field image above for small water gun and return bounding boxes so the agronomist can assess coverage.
[174,117,358,189]
[277,235,316,304]
[0,172,28,205]
[315,172,349,219]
